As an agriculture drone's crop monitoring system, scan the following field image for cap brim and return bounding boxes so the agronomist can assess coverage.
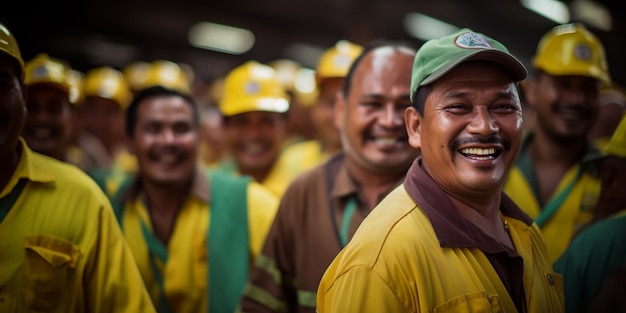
[421,49,527,86]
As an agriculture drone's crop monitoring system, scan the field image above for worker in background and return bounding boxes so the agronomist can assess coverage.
[96,84,278,313]
[280,41,362,172]
[240,41,419,313]
[215,61,297,197]
[21,53,93,170]
[91,59,198,194]
[554,114,626,313]
[79,66,132,172]
[503,23,610,263]
[0,20,156,313]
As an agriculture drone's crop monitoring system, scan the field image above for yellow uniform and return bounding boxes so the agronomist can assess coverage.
[503,134,603,263]
[318,183,564,312]
[109,168,278,313]
[0,139,155,313]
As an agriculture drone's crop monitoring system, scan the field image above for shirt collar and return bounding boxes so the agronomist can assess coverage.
[330,156,359,200]
[403,157,532,247]
[328,153,403,206]
[1,138,55,198]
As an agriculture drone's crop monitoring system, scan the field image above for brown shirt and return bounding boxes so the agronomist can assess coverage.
[240,153,402,313]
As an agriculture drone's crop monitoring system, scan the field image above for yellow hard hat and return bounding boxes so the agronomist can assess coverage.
[123,61,151,91]
[219,61,289,117]
[24,53,71,92]
[316,40,363,81]
[144,60,192,94]
[67,69,85,106]
[605,114,626,158]
[532,23,610,84]
[84,66,132,109]
[0,22,24,79]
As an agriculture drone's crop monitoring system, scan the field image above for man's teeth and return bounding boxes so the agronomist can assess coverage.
[159,154,178,163]
[460,148,496,155]
[374,137,398,145]
[243,143,264,154]
[560,111,582,120]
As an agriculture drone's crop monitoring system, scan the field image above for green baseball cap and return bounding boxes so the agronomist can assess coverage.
[410,28,527,101]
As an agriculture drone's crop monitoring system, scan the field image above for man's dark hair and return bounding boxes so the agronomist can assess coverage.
[411,84,433,116]
[125,85,199,137]
[342,39,418,99]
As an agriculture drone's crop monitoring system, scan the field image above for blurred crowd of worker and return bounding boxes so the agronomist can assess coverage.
[1,16,626,313]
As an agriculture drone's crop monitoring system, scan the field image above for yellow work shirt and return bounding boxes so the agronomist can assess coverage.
[503,134,603,263]
[504,166,600,263]
[0,138,155,313]
[118,171,278,312]
[317,184,564,312]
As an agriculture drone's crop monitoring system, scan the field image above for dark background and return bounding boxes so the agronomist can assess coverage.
[3,0,624,91]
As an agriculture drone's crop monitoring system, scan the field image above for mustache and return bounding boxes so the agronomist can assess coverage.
[450,135,511,151]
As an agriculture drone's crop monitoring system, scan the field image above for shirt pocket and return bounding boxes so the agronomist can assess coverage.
[433,291,505,313]
[20,235,79,312]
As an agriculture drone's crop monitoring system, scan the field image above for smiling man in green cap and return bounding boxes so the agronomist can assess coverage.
[316,28,563,312]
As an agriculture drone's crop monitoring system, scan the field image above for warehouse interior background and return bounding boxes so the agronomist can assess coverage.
[3,0,624,101]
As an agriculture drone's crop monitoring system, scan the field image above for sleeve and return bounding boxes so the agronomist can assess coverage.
[316,265,407,313]
[84,197,156,313]
[240,183,299,313]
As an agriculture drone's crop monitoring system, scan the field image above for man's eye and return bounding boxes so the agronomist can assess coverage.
[145,124,160,133]
[360,101,381,109]
[492,104,518,112]
[444,104,468,113]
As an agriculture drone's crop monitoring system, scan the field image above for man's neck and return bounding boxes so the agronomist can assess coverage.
[141,179,191,214]
[140,178,192,245]
[531,130,586,165]
[450,192,513,249]
[240,163,274,183]
[344,157,405,209]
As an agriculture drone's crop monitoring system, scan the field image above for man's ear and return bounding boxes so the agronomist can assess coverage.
[405,106,422,149]
[334,91,345,130]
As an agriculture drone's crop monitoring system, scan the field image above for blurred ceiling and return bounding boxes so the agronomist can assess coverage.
[3,0,624,90]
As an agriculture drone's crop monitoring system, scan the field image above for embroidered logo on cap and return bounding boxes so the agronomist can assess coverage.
[574,43,592,61]
[245,81,260,95]
[455,32,493,49]
[333,54,352,69]
[33,65,48,79]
